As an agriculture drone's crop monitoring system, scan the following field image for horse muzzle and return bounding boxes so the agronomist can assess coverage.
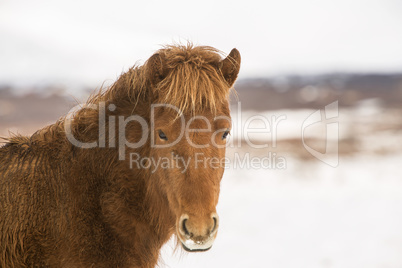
[177,213,219,252]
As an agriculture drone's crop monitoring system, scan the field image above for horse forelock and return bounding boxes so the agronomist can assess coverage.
[154,44,233,115]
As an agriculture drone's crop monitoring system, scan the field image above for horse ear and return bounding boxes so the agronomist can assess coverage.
[220,48,241,87]
[145,53,169,86]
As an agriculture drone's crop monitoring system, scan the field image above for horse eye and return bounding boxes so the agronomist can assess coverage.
[158,130,168,141]
[222,130,230,140]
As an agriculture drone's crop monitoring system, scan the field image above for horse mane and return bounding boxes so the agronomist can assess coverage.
[88,43,235,115]
[1,44,236,149]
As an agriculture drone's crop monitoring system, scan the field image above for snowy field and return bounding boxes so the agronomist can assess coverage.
[161,105,402,268]
[161,153,402,268]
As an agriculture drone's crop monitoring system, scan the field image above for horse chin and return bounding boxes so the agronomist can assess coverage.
[181,243,212,252]
[179,237,215,252]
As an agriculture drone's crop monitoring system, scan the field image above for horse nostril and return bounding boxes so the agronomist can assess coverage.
[211,216,218,233]
[182,219,191,236]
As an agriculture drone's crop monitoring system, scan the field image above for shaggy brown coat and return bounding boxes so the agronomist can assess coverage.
[0,44,240,268]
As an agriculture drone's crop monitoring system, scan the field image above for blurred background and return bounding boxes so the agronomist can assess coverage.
[1,0,402,267]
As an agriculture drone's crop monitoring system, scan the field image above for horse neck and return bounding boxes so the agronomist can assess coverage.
[95,88,176,241]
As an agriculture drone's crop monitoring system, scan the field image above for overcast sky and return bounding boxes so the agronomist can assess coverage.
[1,0,402,91]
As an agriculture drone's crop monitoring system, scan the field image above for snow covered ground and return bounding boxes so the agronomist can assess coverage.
[161,105,402,267]
[161,153,402,268]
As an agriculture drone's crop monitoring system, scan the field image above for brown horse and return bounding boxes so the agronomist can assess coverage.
[0,44,240,267]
